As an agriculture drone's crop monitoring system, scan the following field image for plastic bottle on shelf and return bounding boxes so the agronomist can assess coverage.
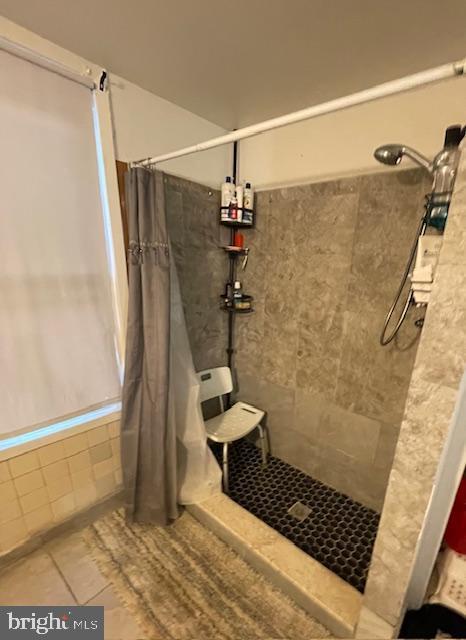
[229,195,238,220]
[243,182,254,224]
[221,177,235,221]
[233,280,242,303]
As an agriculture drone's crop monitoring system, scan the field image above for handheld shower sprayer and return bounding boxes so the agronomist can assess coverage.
[375,125,465,346]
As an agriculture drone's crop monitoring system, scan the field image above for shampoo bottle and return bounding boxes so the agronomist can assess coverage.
[244,182,254,209]
[243,182,254,224]
[221,177,235,221]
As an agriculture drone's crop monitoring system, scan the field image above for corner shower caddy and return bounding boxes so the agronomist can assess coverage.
[219,141,255,374]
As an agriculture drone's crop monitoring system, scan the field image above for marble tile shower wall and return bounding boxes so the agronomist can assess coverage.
[234,169,431,511]
[165,174,229,372]
[360,152,466,635]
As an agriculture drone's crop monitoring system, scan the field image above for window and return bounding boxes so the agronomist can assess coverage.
[0,47,121,438]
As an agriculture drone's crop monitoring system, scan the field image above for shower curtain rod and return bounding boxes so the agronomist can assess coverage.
[134,57,466,168]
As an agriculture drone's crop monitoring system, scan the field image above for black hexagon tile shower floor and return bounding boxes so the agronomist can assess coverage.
[211,439,380,593]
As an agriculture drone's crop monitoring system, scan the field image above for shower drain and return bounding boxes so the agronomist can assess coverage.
[287,501,312,522]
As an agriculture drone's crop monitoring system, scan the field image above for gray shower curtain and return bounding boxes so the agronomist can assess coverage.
[121,168,178,525]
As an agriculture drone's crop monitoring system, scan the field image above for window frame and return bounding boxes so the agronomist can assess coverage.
[0,16,128,449]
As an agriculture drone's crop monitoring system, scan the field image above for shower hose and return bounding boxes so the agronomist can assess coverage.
[379,215,428,346]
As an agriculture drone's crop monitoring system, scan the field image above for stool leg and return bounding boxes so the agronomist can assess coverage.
[222,442,229,493]
[258,424,268,468]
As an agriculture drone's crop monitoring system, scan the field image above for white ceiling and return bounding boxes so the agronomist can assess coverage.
[1,0,466,129]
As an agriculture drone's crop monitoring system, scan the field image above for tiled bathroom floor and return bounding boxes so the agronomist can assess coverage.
[0,532,145,640]
[0,511,335,640]
[212,439,380,593]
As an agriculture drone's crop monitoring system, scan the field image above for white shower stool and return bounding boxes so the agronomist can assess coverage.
[197,366,267,493]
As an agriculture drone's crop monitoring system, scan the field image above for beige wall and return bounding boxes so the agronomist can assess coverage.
[110,76,230,188]
[0,419,121,556]
[357,149,466,637]
[240,77,466,189]
[232,168,429,511]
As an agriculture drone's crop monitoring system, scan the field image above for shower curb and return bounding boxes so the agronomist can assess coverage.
[187,493,362,638]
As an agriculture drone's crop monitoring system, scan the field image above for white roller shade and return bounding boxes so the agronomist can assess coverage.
[0,47,121,437]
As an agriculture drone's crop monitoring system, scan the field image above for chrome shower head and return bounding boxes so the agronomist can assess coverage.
[374,144,403,166]
[374,144,433,174]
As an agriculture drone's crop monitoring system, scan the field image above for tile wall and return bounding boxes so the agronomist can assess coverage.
[359,151,466,635]
[233,169,430,510]
[0,419,121,555]
[166,169,429,511]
